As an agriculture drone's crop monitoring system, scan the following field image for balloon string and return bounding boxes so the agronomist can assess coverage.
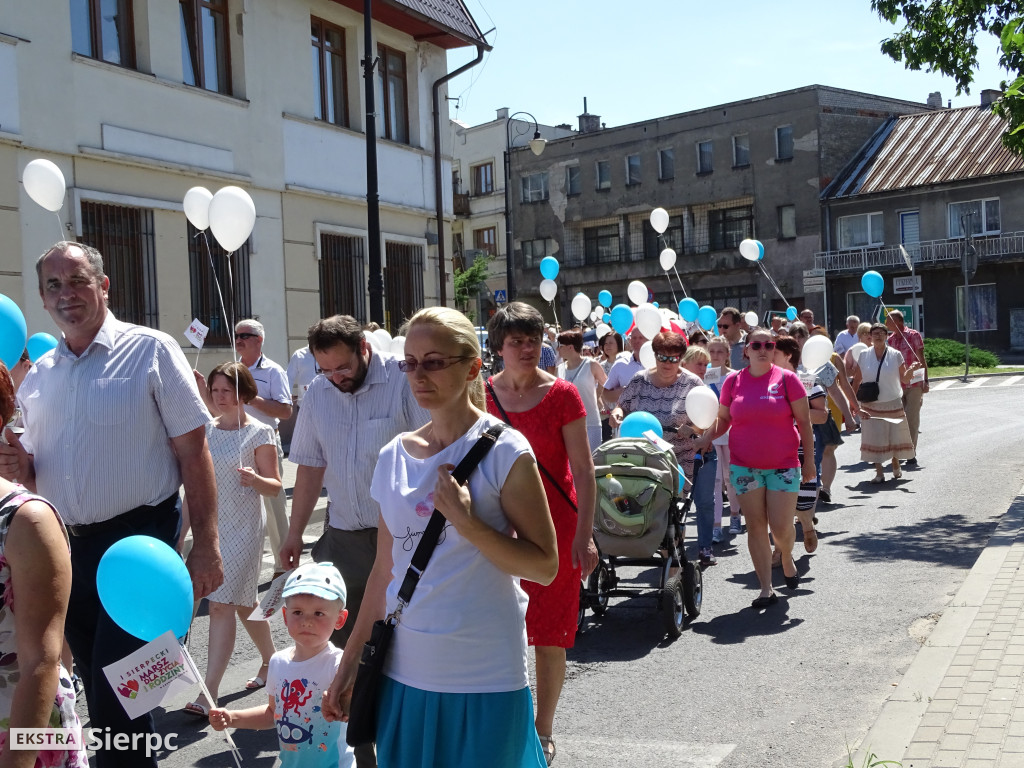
[671,267,689,299]
[758,262,789,306]
[663,271,678,307]
[54,212,66,244]
[180,643,243,768]
[655,234,681,306]
[198,232,234,363]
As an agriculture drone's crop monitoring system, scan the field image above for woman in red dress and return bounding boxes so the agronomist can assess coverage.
[486,303,598,766]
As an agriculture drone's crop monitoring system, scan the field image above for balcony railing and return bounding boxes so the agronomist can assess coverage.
[453,192,471,217]
[814,231,1024,272]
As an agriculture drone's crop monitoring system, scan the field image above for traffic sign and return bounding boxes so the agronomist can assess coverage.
[494,289,507,304]
[803,276,826,293]
[893,276,921,294]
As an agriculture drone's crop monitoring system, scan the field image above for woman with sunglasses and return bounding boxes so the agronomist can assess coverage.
[483,302,598,765]
[324,307,558,768]
[696,328,815,607]
[608,333,713,565]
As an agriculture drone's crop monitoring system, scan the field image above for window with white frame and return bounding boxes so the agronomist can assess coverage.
[658,148,674,180]
[626,154,641,185]
[565,165,581,195]
[956,283,997,331]
[837,212,884,249]
[520,172,548,203]
[776,125,794,160]
[596,160,611,190]
[949,199,1000,238]
[732,134,750,167]
[696,140,713,174]
[778,205,796,239]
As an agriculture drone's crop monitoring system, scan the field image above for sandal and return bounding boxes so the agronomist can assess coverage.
[538,735,556,766]
[803,527,818,554]
[183,701,209,718]
[870,474,885,484]
[245,664,269,690]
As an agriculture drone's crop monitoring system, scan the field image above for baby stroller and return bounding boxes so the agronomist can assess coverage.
[578,436,703,638]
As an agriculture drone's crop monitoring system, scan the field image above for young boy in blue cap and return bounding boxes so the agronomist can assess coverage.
[210,562,355,767]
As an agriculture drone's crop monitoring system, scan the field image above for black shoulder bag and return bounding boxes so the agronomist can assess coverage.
[856,349,886,403]
[346,423,505,747]
[485,378,577,512]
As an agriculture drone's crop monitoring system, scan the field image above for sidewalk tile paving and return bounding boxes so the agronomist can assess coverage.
[856,484,1024,767]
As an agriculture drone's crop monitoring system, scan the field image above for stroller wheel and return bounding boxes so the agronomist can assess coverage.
[683,560,703,619]
[587,560,611,616]
[661,574,685,638]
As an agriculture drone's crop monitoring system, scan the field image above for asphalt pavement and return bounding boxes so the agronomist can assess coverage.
[75,379,1024,767]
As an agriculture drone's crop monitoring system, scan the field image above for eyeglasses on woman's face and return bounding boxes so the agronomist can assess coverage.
[748,341,776,351]
[655,353,681,363]
[398,356,473,373]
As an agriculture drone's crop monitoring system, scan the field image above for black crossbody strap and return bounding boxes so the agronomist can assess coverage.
[395,423,505,606]
[874,349,886,384]
[485,378,578,513]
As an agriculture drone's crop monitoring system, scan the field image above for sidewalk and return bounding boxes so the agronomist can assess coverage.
[854,482,1024,767]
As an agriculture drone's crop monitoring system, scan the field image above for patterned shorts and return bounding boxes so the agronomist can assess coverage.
[729,465,800,495]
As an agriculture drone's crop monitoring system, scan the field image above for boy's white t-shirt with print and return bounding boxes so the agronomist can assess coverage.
[267,643,354,768]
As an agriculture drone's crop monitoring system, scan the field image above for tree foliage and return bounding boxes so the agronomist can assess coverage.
[453,254,492,320]
[872,0,1024,152]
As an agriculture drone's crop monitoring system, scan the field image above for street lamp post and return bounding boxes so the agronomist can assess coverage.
[503,112,547,302]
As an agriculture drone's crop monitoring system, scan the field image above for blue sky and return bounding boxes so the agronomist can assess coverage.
[446,0,1009,129]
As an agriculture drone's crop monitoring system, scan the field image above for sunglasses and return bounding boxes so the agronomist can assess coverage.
[717,323,731,329]
[748,341,776,351]
[234,333,259,341]
[655,354,682,363]
[398,356,472,373]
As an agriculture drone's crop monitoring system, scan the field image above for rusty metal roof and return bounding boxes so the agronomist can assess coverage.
[330,0,488,49]
[823,106,1024,200]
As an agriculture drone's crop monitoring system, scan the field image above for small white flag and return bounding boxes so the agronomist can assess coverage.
[183,318,210,350]
[103,631,199,720]
[248,569,292,622]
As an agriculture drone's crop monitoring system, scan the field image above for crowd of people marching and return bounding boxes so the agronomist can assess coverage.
[0,240,929,768]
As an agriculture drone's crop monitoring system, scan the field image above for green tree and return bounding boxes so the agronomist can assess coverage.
[872,0,1024,151]
[453,254,492,321]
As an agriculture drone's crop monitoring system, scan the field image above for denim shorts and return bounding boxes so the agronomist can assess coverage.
[729,465,800,494]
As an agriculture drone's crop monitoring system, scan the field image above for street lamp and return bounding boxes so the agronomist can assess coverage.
[504,111,546,302]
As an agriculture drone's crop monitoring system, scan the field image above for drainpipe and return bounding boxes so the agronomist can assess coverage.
[432,45,486,307]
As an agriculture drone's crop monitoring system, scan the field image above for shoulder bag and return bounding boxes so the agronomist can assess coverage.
[346,422,506,747]
[856,349,886,403]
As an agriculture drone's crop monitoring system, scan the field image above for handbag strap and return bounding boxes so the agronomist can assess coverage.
[873,349,886,384]
[485,378,578,513]
[394,423,505,610]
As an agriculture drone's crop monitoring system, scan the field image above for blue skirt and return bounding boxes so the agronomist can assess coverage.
[377,676,546,768]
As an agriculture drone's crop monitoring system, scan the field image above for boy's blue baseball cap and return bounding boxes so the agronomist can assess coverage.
[283,562,347,604]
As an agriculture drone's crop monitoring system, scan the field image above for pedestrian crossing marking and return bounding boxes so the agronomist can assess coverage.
[966,377,989,388]
[930,380,955,391]
[555,736,735,766]
[1000,375,1023,387]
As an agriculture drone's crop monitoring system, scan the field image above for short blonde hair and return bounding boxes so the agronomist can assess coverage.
[401,307,483,409]
[682,346,710,365]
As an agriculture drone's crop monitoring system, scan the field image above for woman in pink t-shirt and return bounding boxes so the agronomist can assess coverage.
[696,328,815,608]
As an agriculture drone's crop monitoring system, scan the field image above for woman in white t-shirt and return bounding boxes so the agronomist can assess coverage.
[323,307,557,768]
[556,328,607,451]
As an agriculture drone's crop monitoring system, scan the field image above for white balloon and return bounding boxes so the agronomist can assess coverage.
[571,293,591,322]
[744,311,759,328]
[635,303,663,340]
[539,279,558,302]
[659,248,677,271]
[208,186,256,252]
[390,335,406,358]
[639,340,656,369]
[595,323,611,338]
[183,186,213,231]
[594,304,605,316]
[801,335,833,371]
[24,159,66,212]
[649,207,670,235]
[686,387,720,430]
[372,329,392,352]
[364,330,383,351]
[627,280,648,306]
[739,239,760,261]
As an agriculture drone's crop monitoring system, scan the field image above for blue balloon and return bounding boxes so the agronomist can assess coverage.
[610,304,634,335]
[756,240,765,260]
[602,312,611,323]
[26,332,58,363]
[97,535,193,642]
[0,294,28,370]
[539,256,560,281]
[679,297,699,323]
[861,270,884,299]
[598,290,613,308]
[786,306,798,322]
[621,411,663,439]
[652,302,659,308]
[697,305,718,332]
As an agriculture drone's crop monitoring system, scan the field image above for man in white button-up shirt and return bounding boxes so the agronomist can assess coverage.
[0,241,221,768]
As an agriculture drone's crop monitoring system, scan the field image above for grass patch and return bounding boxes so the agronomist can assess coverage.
[930,365,1024,378]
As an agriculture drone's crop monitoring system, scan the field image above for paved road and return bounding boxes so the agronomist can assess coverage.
[77,382,1024,767]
